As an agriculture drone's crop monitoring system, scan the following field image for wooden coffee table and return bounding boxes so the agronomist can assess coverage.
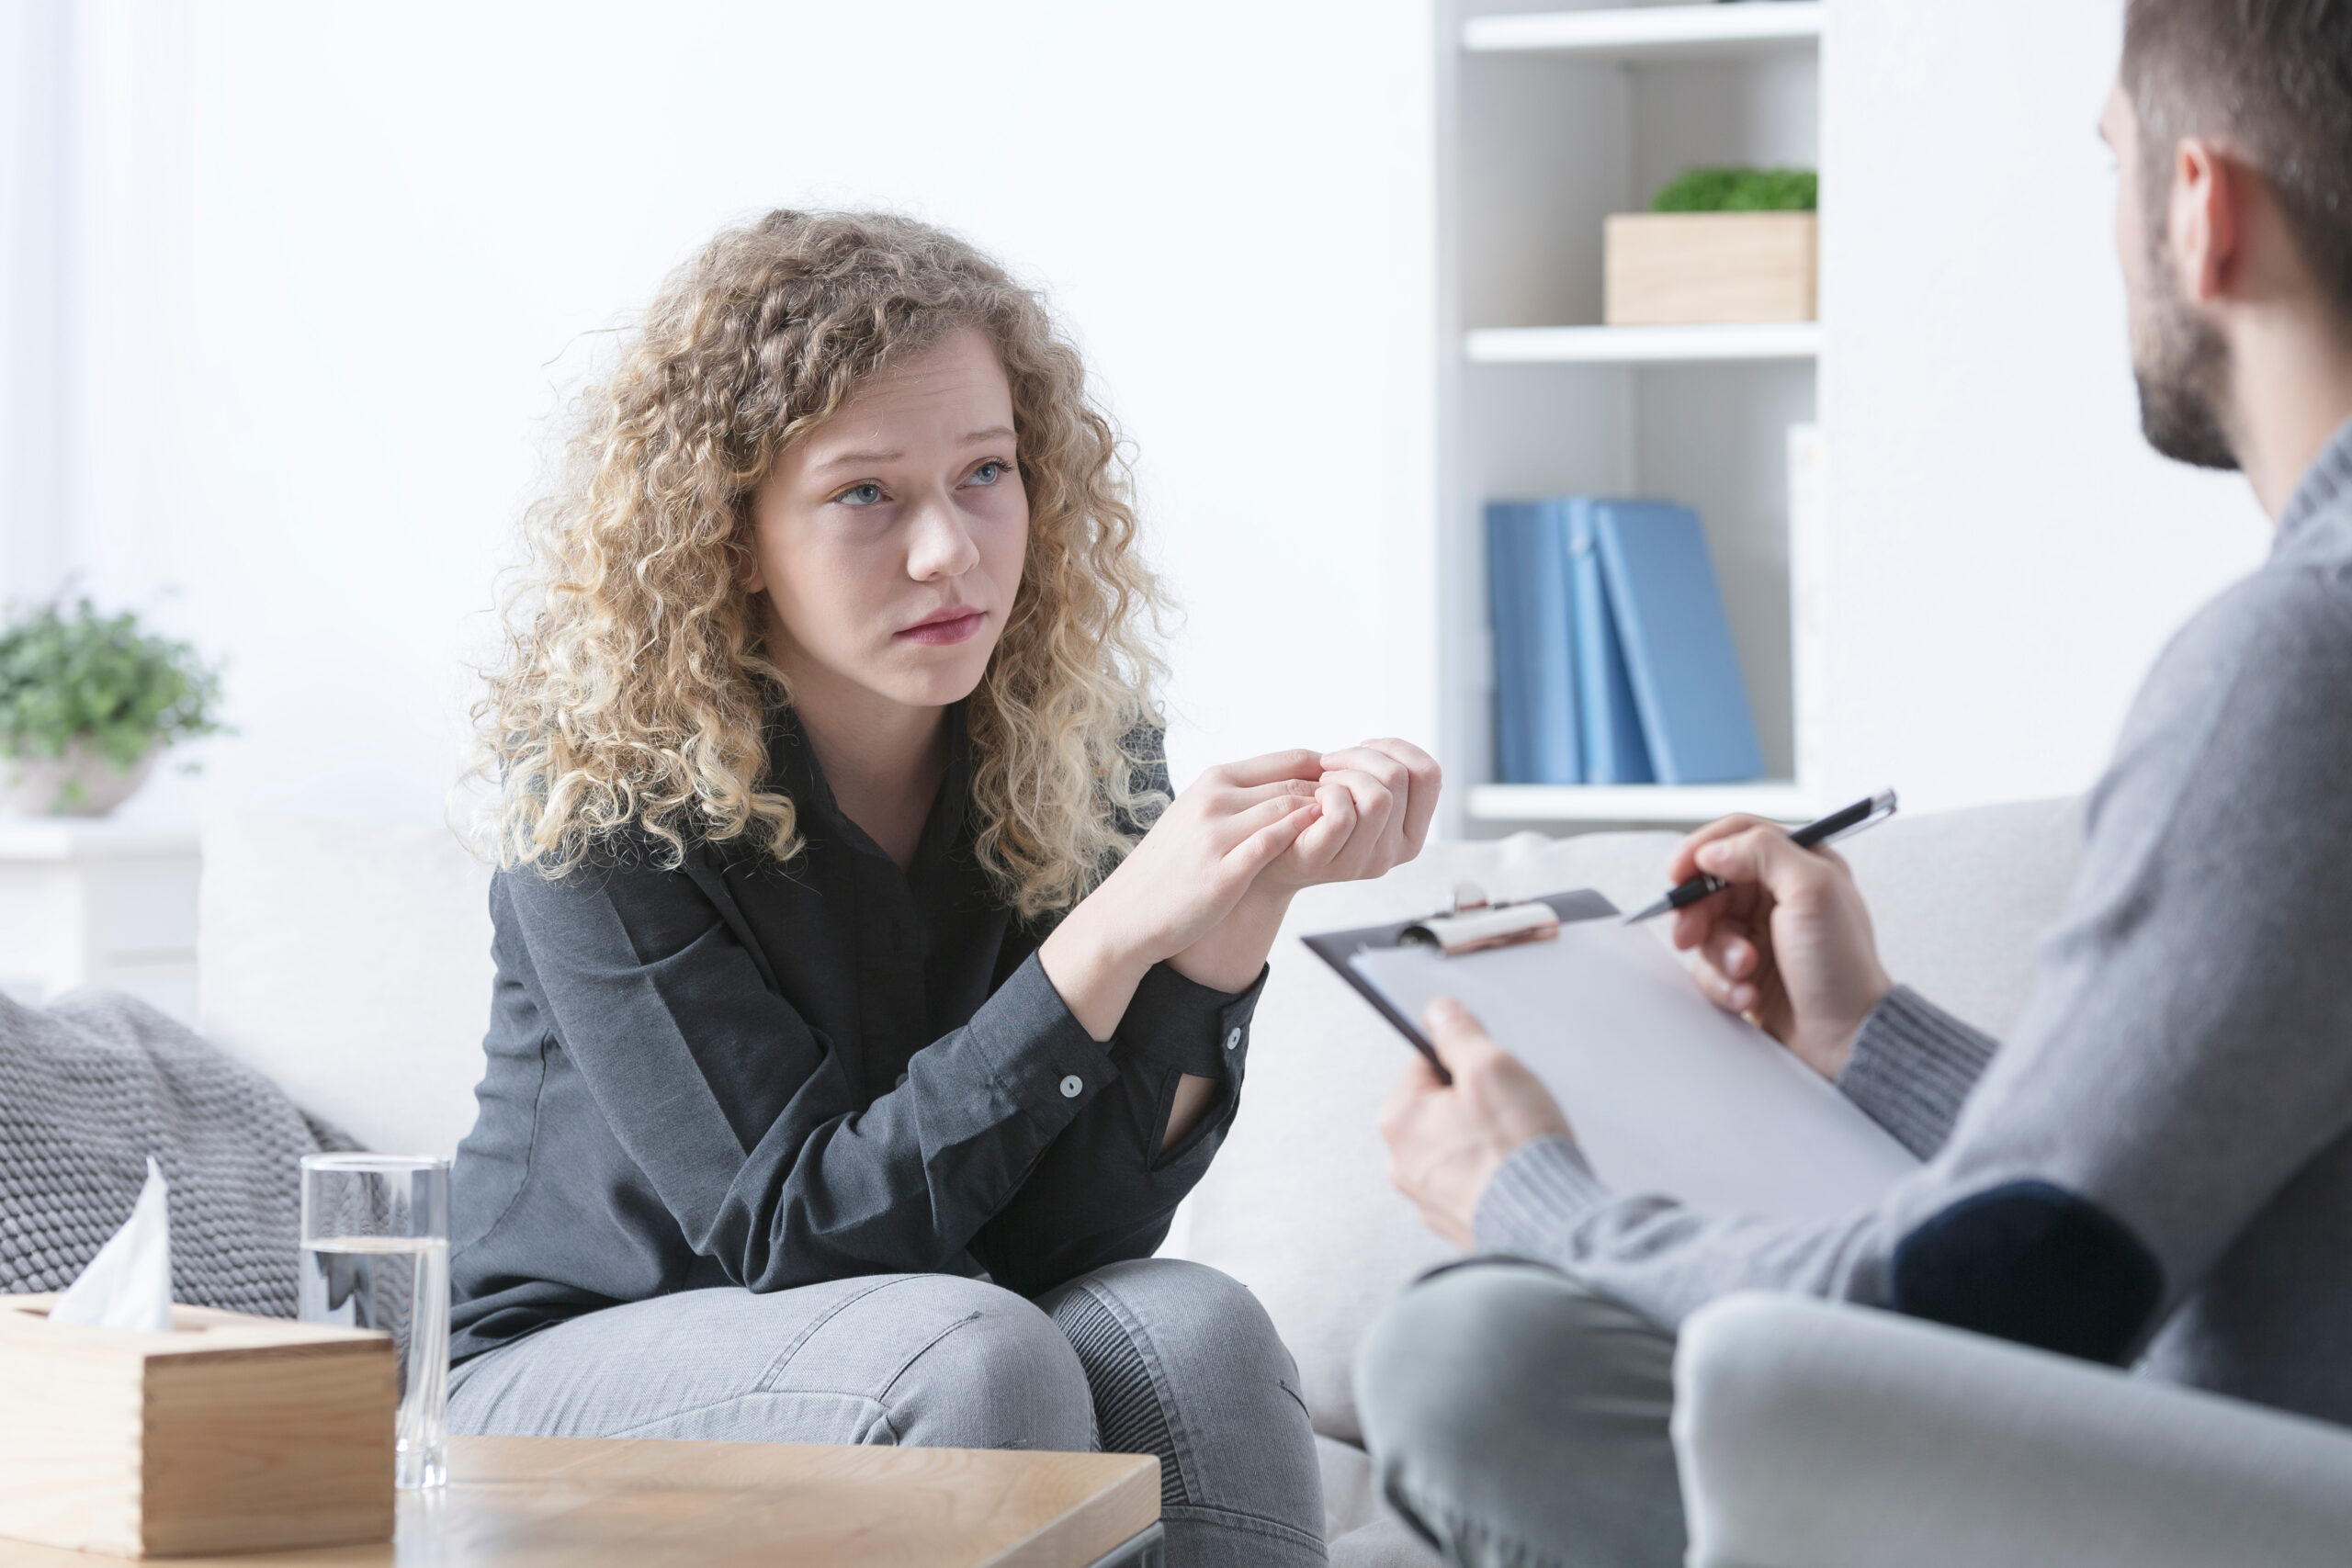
[0,1436,1163,1567]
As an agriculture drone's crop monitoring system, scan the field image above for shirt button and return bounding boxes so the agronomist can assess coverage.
[895,1072,910,1089]
[1225,1028,1243,1052]
[1058,1075,1083,1099]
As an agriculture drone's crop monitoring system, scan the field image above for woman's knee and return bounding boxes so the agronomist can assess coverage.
[451,1275,1095,1450]
[1046,1258,1327,1561]
[1047,1257,1296,1386]
[879,1274,1095,1451]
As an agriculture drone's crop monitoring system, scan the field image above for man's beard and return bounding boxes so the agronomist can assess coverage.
[2132,231,2239,470]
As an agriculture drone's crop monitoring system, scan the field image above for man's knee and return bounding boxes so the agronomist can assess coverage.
[1355,1260,1686,1568]
[882,1275,1094,1451]
[1357,1259,1675,1482]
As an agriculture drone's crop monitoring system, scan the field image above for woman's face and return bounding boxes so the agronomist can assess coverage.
[748,326,1030,719]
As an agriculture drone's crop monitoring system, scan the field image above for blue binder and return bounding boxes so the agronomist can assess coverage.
[1590,502,1765,784]
[1565,501,1655,784]
[1484,502,1580,784]
[1486,503,1536,784]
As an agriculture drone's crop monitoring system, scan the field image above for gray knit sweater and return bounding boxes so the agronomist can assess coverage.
[1479,416,2352,1426]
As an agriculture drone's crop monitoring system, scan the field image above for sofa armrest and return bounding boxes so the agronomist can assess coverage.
[1672,1292,2352,1568]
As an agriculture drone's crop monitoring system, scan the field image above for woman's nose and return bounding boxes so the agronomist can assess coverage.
[906,492,983,581]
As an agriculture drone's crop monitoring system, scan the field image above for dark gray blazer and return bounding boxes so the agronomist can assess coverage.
[447,713,1260,1361]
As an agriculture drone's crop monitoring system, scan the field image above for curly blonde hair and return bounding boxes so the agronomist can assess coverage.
[473,210,1170,918]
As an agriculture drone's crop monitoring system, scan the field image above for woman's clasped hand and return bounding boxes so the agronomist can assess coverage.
[1283,741,1446,891]
[1094,740,1438,958]
[1039,739,1438,1037]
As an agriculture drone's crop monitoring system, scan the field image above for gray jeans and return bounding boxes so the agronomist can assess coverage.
[1354,1259,1684,1568]
[448,1258,1326,1568]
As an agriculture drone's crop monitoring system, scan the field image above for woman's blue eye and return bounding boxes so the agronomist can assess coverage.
[838,482,885,506]
[969,461,1005,486]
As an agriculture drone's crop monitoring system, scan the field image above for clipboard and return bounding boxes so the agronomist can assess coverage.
[1299,885,1615,1076]
[1300,884,1918,1220]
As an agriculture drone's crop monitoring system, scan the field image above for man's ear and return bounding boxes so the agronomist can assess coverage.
[2170,135,2243,304]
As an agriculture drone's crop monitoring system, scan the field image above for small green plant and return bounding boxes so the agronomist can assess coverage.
[0,598,224,774]
[1651,166,1818,214]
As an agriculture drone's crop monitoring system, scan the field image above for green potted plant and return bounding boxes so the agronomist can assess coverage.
[1647,166,1819,215]
[0,598,224,816]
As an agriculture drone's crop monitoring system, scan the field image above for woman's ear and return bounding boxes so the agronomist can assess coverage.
[733,534,766,597]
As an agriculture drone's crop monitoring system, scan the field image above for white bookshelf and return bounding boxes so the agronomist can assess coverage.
[1441,3,1824,830]
[1466,321,1820,364]
[1464,3,1822,61]
[1467,781,1819,825]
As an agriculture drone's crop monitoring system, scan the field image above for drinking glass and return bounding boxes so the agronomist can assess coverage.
[299,1154,451,1489]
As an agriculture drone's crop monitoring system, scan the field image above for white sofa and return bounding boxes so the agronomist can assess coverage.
[193,798,2352,1565]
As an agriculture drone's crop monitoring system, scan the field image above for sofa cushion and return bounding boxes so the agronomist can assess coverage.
[198,808,494,1158]
[1181,798,2082,1447]
[1838,795,2081,1037]
[1321,1434,1446,1566]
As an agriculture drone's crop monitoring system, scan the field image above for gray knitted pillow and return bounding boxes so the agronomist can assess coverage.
[0,988,356,1318]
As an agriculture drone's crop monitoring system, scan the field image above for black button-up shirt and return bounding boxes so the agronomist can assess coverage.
[447,710,1261,1361]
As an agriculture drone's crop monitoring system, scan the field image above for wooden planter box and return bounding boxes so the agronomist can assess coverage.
[0,1294,396,1558]
[1604,211,1818,325]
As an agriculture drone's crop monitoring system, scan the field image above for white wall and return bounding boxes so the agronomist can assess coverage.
[0,0,72,603]
[26,0,1438,825]
[6,0,2290,836]
[1815,0,2270,812]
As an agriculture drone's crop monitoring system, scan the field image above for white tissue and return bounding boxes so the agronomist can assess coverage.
[50,1156,175,1332]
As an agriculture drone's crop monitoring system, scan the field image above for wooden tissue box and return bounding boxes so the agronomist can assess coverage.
[1603,211,1818,325]
[0,1294,395,1558]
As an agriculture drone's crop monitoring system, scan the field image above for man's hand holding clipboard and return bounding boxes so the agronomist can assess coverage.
[1305,795,1915,1240]
[1378,996,1575,1248]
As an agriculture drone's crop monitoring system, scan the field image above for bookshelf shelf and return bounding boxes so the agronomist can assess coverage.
[1441,2,1827,837]
[1467,782,1817,826]
[1464,3,1822,62]
[1464,322,1820,365]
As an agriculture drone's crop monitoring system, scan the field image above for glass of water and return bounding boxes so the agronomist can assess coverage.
[299,1153,450,1489]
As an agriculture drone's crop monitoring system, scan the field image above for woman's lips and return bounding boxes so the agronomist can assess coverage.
[896,609,985,646]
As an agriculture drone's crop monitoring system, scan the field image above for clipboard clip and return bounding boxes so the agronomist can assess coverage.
[1398,883,1562,957]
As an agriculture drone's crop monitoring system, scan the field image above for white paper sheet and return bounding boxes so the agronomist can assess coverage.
[1352,918,1917,1221]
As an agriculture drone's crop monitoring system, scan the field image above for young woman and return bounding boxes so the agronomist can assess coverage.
[444,210,1438,1567]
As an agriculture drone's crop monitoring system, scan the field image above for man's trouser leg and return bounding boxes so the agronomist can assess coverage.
[1355,1258,1685,1568]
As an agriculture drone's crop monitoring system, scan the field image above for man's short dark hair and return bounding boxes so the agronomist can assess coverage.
[2122,0,2352,317]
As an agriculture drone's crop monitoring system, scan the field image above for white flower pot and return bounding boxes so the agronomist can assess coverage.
[1,739,162,817]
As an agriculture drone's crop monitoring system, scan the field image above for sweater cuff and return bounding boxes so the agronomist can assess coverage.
[1116,960,1267,1081]
[1473,1134,1612,1261]
[1837,984,2001,1160]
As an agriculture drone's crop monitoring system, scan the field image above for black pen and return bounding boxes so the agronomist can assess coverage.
[1623,789,1899,924]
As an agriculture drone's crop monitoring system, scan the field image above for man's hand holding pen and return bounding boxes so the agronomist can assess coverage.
[1383,801,1901,1245]
[1663,815,1894,1082]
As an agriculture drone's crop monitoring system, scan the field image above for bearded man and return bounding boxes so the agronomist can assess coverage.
[1358,4,2352,1565]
